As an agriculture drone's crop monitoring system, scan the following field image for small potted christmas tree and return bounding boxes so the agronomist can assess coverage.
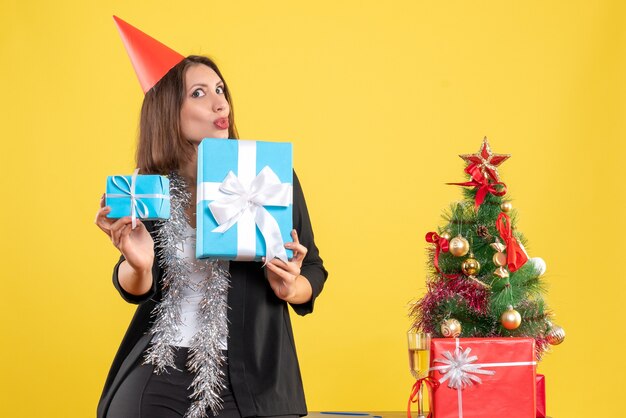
[409,138,564,418]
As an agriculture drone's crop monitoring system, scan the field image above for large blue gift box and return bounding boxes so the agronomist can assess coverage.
[196,138,293,261]
[106,170,170,222]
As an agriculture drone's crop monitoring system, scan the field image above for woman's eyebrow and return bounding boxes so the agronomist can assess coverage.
[187,83,208,92]
[188,81,224,91]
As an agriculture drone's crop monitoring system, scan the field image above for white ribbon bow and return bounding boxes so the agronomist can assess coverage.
[111,169,148,230]
[430,346,496,390]
[208,166,291,262]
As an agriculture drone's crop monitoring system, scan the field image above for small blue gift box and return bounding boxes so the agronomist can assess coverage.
[106,170,170,223]
[197,139,293,261]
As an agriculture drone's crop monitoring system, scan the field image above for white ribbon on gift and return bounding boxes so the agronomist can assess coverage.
[429,338,537,418]
[197,141,292,262]
[431,345,496,390]
[106,168,170,229]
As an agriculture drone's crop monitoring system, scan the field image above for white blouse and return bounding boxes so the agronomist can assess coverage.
[169,222,229,349]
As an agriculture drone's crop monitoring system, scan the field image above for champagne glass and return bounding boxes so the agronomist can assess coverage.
[407,331,431,418]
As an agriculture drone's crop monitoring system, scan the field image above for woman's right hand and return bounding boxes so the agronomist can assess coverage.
[94,194,155,273]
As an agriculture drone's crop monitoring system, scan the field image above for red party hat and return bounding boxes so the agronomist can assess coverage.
[113,16,185,94]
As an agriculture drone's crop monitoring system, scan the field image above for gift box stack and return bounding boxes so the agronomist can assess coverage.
[409,139,564,418]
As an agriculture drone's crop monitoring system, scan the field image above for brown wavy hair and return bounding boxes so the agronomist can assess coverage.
[136,55,239,174]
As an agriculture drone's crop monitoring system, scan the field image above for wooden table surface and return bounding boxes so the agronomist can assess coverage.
[309,412,551,418]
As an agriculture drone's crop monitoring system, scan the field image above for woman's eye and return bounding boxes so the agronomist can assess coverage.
[191,88,205,98]
[216,86,225,94]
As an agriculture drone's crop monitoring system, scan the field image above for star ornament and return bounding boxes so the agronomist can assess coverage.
[459,137,510,183]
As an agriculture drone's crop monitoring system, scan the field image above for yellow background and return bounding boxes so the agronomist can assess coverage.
[1,1,624,417]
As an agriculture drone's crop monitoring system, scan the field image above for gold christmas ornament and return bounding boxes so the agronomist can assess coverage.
[449,235,470,257]
[493,266,510,278]
[546,324,566,345]
[501,306,522,330]
[492,252,507,267]
[461,255,481,276]
[440,231,452,241]
[501,201,513,212]
[441,318,462,338]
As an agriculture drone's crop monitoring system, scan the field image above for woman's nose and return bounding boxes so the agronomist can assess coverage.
[213,97,229,114]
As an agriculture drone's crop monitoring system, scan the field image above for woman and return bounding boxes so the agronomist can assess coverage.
[95,20,327,418]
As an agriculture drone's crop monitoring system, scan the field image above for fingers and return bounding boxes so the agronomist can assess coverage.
[265,262,300,300]
[95,194,118,236]
[134,219,145,231]
[285,231,307,263]
[110,216,134,234]
[263,257,300,276]
[95,205,113,236]
[112,223,131,248]
[120,220,133,245]
[285,242,307,262]
[265,261,298,285]
[109,217,134,246]
[118,222,134,248]
[264,259,298,298]
[285,229,308,263]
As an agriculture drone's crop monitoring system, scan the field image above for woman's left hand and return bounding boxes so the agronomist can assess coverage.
[264,229,310,302]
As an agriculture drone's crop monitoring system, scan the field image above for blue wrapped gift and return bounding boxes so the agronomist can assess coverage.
[196,138,293,261]
[106,169,170,226]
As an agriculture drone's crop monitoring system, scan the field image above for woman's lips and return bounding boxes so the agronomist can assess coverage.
[214,118,229,130]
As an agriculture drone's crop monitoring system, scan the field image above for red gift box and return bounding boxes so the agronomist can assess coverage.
[429,337,537,418]
[536,374,546,417]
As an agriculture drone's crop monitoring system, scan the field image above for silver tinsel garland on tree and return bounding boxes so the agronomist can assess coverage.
[143,172,231,418]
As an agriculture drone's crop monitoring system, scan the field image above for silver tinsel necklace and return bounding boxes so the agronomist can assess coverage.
[143,171,231,418]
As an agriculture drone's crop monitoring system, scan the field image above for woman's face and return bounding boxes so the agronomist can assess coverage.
[180,64,230,142]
